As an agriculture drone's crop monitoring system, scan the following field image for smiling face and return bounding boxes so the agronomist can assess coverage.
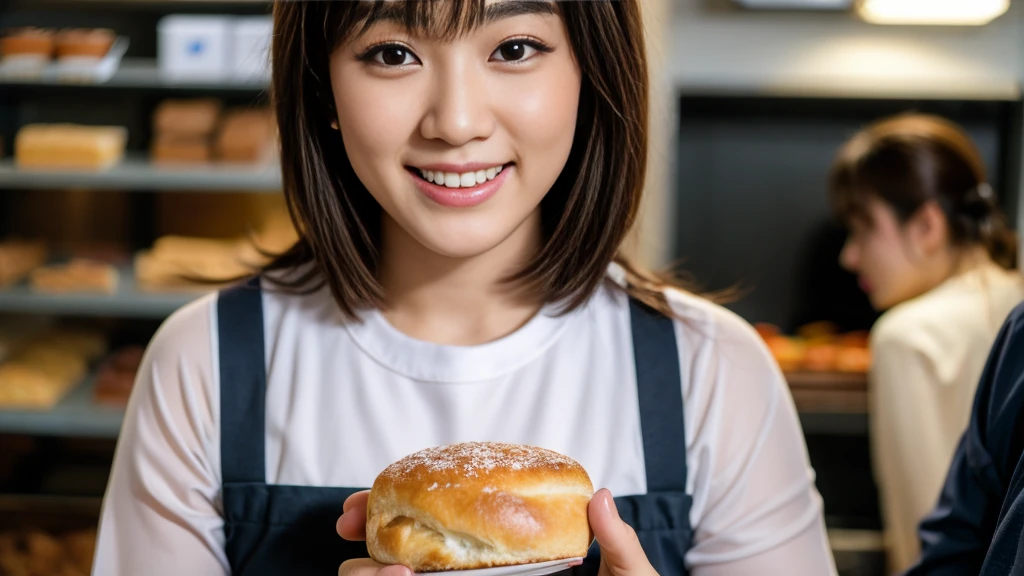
[329,0,582,260]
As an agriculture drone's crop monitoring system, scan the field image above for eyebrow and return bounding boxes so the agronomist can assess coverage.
[484,0,557,22]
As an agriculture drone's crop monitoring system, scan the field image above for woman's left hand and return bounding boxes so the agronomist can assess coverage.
[589,489,659,576]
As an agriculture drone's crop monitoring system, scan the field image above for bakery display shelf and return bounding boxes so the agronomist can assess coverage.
[0,376,123,439]
[786,371,868,389]
[0,58,268,92]
[0,266,201,319]
[0,154,282,192]
[799,411,869,436]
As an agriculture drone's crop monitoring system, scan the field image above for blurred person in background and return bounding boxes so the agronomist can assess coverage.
[828,113,1024,573]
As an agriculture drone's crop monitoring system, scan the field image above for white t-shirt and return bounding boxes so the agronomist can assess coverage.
[92,270,836,575]
[869,262,1024,573]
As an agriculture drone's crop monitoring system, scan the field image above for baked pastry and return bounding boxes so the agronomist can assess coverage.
[837,347,872,373]
[151,134,212,165]
[93,345,144,405]
[0,239,47,288]
[1,28,55,58]
[55,28,114,59]
[153,99,222,137]
[367,442,594,572]
[802,343,839,372]
[30,259,118,294]
[15,124,127,171]
[215,108,277,164]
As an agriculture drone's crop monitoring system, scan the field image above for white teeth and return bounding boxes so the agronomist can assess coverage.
[417,164,508,188]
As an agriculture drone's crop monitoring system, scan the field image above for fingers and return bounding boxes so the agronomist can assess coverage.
[337,491,371,541]
[588,489,657,576]
[344,490,370,513]
[338,559,413,576]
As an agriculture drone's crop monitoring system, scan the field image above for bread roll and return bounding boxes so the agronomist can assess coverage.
[15,124,127,171]
[1,28,55,58]
[153,99,222,138]
[367,442,594,572]
[55,28,114,59]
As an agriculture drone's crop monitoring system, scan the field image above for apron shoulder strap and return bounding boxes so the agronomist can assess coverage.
[629,297,688,493]
[218,276,268,484]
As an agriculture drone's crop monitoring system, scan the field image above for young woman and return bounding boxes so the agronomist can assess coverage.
[92,2,835,575]
[830,113,1024,573]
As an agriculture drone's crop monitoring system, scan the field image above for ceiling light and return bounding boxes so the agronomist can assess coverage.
[857,0,1010,25]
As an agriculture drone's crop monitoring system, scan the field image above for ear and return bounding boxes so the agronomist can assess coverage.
[904,200,949,257]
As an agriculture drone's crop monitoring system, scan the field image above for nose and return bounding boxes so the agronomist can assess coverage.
[418,57,495,146]
[839,238,859,272]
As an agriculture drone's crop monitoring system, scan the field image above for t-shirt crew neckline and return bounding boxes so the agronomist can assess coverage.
[342,301,582,384]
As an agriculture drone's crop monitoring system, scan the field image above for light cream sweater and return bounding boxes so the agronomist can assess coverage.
[869,261,1024,573]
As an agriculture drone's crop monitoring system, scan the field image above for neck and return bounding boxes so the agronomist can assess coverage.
[922,244,993,292]
[377,211,544,346]
[951,245,994,276]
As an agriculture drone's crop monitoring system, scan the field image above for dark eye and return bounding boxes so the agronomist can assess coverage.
[367,44,419,67]
[491,40,538,63]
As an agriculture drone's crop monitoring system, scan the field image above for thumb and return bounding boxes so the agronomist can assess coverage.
[588,489,657,576]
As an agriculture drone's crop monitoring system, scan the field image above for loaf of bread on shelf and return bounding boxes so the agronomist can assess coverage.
[1,28,55,58]
[0,329,104,409]
[93,345,144,405]
[54,28,115,59]
[29,259,118,294]
[15,124,128,171]
[134,235,259,290]
[0,528,96,576]
[0,239,47,287]
[151,133,212,165]
[153,98,222,137]
[215,108,277,164]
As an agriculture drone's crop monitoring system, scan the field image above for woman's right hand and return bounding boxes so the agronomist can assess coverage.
[337,490,412,576]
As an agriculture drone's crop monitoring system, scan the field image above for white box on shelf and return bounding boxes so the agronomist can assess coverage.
[158,15,231,81]
[231,16,272,82]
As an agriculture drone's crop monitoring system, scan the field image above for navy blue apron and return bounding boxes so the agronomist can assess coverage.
[218,278,693,575]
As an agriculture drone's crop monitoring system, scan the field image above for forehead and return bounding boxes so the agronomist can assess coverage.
[350,0,558,40]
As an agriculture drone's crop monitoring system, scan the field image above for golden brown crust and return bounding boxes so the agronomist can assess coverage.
[367,442,594,572]
[55,28,114,59]
[1,28,55,58]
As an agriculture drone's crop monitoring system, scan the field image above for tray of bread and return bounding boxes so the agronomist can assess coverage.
[756,321,870,413]
[0,328,107,410]
[0,495,99,576]
[0,27,128,83]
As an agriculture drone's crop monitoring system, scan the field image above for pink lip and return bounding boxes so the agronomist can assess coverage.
[409,164,512,208]
[858,278,873,293]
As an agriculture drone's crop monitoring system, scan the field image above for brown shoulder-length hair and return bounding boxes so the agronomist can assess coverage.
[829,113,1017,269]
[264,0,677,319]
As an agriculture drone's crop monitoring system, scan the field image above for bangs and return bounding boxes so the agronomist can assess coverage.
[322,0,558,47]
[321,0,557,47]
[829,156,874,225]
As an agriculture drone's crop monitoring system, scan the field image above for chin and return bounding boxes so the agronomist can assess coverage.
[413,227,521,260]
[869,292,901,312]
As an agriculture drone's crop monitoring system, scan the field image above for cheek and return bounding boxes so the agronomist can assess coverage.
[499,66,580,180]
[333,75,420,187]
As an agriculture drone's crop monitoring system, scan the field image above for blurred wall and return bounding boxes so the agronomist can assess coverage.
[670,0,1024,97]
